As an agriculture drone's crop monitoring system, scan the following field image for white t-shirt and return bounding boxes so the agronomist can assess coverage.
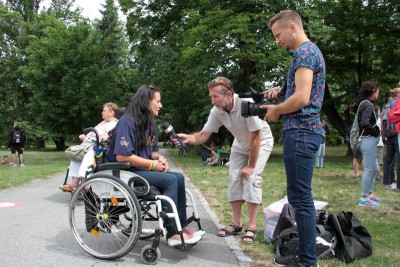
[84,119,118,143]
[202,94,273,149]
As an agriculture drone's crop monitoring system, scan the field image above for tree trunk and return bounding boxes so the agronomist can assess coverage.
[322,83,353,156]
[52,136,66,151]
[35,138,45,149]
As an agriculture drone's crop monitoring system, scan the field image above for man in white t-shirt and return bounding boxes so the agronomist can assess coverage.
[176,77,274,243]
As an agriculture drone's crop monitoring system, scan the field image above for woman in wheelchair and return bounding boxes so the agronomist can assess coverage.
[105,85,204,247]
[60,102,119,192]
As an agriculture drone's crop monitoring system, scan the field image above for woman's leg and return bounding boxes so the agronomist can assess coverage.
[314,144,322,168]
[359,137,379,206]
[132,170,178,229]
[131,169,199,242]
[320,143,325,168]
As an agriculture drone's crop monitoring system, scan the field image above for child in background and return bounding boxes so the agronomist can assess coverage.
[1,155,17,167]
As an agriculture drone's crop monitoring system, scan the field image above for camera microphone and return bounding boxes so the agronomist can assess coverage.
[238,88,265,102]
[162,122,185,148]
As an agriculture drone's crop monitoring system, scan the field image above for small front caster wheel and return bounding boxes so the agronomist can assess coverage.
[141,245,161,265]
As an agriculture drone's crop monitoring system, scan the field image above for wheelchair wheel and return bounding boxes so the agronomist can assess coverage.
[69,174,142,260]
[141,245,161,265]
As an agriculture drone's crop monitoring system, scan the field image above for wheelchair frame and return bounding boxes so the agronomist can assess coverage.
[66,129,203,265]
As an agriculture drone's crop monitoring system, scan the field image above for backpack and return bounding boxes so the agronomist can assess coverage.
[272,204,338,259]
[13,129,22,144]
[349,100,370,150]
[381,104,397,141]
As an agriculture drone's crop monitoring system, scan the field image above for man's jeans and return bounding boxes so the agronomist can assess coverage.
[383,136,398,186]
[283,129,323,266]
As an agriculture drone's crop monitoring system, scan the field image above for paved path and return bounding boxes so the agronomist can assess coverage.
[0,149,251,267]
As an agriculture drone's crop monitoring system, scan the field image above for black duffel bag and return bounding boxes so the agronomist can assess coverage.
[328,211,373,263]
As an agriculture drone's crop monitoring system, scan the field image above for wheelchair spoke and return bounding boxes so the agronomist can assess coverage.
[69,174,141,260]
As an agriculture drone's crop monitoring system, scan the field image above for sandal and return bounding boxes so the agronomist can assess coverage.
[218,223,242,237]
[242,228,257,244]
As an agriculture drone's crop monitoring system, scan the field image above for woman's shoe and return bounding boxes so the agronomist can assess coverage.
[167,234,201,247]
[183,227,206,237]
[193,229,206,237]
[59,184,75,192]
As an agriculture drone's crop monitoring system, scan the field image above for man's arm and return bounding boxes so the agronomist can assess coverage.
[176,130,212,145]
[263,67,313,121]
[248,130,261,168]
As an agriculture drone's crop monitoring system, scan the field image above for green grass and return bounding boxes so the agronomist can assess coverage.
[0,149,69,190]
[167,145,400,267]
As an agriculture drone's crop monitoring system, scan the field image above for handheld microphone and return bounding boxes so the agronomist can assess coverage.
[162,122,185,148]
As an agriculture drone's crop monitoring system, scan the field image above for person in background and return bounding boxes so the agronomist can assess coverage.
[263,9,326,267]
[383,88,400,191]
[351,81,381,207]
[8,121,26,167]
[204,148,221,166]
[387,87,400,192]
[352,148,362,178]
[314,120,331,168]
[201,142,218,162]
[375,105,383,181]
[1,155,17,167]
[59,103,119,192]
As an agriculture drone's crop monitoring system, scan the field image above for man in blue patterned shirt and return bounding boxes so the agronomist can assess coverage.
[262,10,326,267]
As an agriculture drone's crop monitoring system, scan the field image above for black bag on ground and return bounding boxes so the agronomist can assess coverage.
[328,211,373,263]
[272,204,337,259]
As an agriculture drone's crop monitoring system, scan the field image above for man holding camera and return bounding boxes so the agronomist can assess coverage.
[262,10,325,267]
[176,77,274,243]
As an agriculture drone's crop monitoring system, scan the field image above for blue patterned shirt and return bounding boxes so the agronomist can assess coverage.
[282,41,326,136]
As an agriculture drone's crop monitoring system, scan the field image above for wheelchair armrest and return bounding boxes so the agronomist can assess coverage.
[97,162,131,171]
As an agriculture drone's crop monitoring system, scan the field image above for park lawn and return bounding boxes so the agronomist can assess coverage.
[0,149,69,190]
[168,145,400,267]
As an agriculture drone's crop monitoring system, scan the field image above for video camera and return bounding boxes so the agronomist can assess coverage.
[239,81,287,118]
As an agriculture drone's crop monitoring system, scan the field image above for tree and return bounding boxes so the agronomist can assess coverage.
[5,0,40,21]
[20,14,105,149]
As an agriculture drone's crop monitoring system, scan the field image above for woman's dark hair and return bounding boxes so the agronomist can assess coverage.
[126,85,161,148]
[350,81,379,112]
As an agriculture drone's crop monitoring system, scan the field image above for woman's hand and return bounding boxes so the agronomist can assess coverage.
[79,134,85,141]
[153,160,169,172]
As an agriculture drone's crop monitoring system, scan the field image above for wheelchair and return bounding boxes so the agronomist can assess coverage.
[66,128,204,265]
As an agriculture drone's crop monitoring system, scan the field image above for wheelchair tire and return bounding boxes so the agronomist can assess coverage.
[69,174,142,260]
[141,245,161,265]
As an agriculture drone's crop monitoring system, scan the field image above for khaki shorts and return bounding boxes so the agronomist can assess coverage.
[227,143,272,204]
